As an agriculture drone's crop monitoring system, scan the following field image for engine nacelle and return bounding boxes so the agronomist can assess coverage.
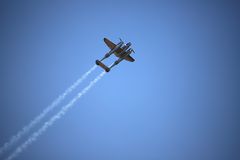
[115,58,123,65]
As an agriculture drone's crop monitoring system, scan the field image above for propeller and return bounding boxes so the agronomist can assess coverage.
[119,38,124,43]
[131,48,135,53]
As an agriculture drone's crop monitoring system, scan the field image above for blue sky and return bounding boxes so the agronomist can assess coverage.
[0,1,239,160]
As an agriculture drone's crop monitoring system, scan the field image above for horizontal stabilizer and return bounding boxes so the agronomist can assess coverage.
[96,60,110,72]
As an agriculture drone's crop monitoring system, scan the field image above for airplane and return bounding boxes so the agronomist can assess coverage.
[96,38,135,72]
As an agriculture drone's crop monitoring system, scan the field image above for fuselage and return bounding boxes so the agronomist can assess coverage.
[119,42,132,57]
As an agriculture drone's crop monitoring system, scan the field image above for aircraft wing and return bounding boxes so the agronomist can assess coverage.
[124,55,135,62]
[104,37,123,53]
[104,38,116,50]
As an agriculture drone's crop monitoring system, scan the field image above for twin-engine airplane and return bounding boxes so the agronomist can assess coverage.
[96,38,135,72]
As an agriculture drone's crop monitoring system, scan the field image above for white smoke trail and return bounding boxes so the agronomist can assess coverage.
[0,65,97,155]
[5,71,106,160]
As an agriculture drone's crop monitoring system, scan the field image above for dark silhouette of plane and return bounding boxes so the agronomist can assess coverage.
[96,38,135,72]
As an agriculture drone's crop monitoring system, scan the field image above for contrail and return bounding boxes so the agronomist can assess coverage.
[0,65,97,155]
[5,71,106,160]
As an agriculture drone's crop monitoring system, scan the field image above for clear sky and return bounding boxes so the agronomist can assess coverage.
[0,1,239,160]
